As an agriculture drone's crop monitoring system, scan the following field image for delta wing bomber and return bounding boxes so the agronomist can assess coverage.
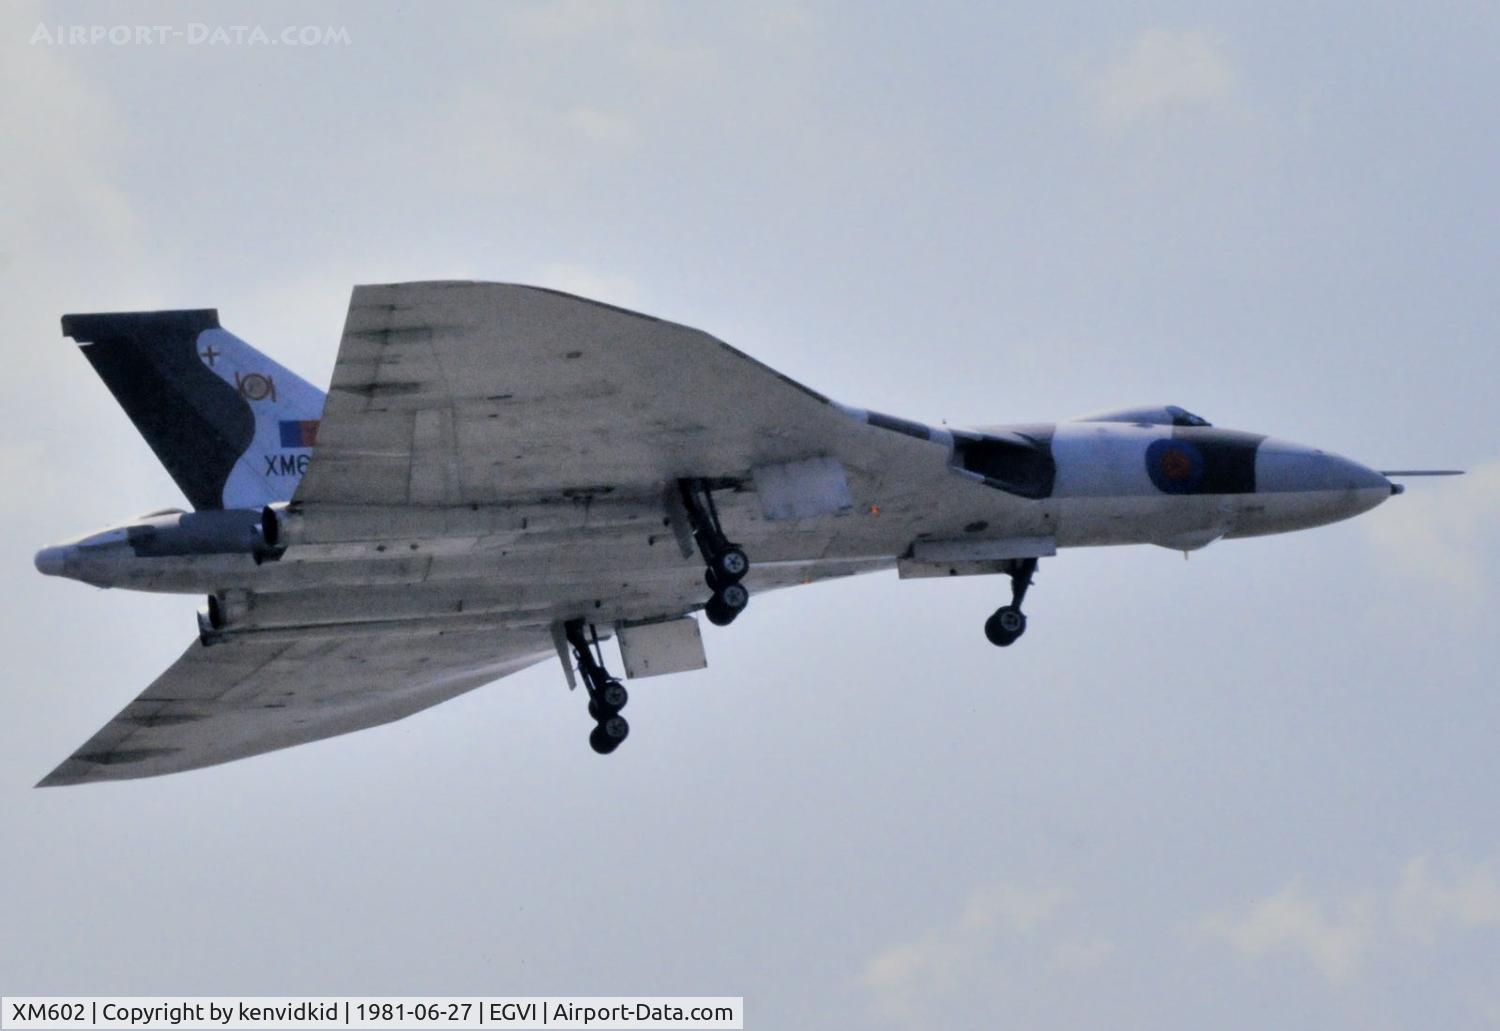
[33,282,1460,784]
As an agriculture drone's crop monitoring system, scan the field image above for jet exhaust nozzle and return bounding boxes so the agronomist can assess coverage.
[260,502,306,551]
[198,591,244,646]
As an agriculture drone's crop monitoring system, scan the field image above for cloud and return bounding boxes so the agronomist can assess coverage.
[867,859,1500,1025]
[1050,935,1116,973]
[861,882,1067,1020]
[534,263,641,307]
[960,881,1070,934]
[0,13,138,259]
[1088,29,1237,129]
[1197,857,1500,986]
[412,77,647,197]
[565,106,637,146]
[860,882,1117,1025]
[502,0,630,40]
[1195,879,1371,984]
[0,0,153,447]
[1364,459,1500,604]
[0,441,56,516]
[1393,856,1500,946]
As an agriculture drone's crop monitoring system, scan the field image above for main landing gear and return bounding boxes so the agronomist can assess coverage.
[565,620,631,755]
[985,557,1038,647]
[679,478,750,626]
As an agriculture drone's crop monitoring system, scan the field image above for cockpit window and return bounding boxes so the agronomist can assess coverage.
[1072,405,1213,427]
[1165,405,1211,427]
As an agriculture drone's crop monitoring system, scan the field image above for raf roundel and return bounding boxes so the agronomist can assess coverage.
[235,371,277,402]
[1146,438,1205,494]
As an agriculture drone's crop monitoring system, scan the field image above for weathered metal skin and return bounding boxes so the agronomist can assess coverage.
[33,285,1423,784]
[38,407,1393,601]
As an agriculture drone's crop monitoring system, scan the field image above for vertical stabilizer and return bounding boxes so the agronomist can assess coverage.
[61,310,326,510]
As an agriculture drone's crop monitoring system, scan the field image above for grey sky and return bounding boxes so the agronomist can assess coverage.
[3,2,1497,1027]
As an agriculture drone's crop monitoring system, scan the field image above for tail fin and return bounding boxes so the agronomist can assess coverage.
[62,309,326,511]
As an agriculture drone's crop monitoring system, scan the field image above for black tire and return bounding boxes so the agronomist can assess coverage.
[705,597,736,626]
[984,606,1026,647]
[589,725,620,754]
[717,582,749,611]
[712,546,749,583]
[600,680,628,710]
[588,699,615,722]
[600,715,629,742]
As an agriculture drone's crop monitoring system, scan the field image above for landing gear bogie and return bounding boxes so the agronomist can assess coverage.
[566,620,634,756]
[681,478,753,625]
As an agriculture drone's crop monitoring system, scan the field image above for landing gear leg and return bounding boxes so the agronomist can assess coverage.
[985,558,1037,647]
[679,478,750,626]
[565,619,630,754]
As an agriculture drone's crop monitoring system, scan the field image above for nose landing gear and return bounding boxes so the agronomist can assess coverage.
[985,557,1037,647]
[565,619,630,754]
[680,479,750,626]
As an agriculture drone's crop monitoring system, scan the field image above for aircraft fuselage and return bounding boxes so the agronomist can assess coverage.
[36,411,1394,614]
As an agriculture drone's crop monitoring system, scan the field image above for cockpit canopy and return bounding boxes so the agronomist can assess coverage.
[1070,404,1211,428]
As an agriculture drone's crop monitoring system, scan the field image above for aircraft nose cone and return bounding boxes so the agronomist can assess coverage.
[1251,439,1393,532]
[34,546,68,576]
[1327,454,1391,492]
[1257,439,1389,493]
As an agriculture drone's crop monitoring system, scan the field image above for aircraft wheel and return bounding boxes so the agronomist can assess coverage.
[985,606,1026,647]
[704,598,736,626]
[711,546,749,583]
[589,725,619,754]
[589,716,629,754]
[600,679,628,710]
[705,582,749,626]
[718,582,749,611]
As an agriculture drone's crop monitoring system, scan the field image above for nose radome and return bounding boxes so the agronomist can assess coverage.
[1315,450,1390,492]
[1335,454,1392,492]
[1257,439,1390,493]
[1254,438,1392,513]
[34,546,67,576]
